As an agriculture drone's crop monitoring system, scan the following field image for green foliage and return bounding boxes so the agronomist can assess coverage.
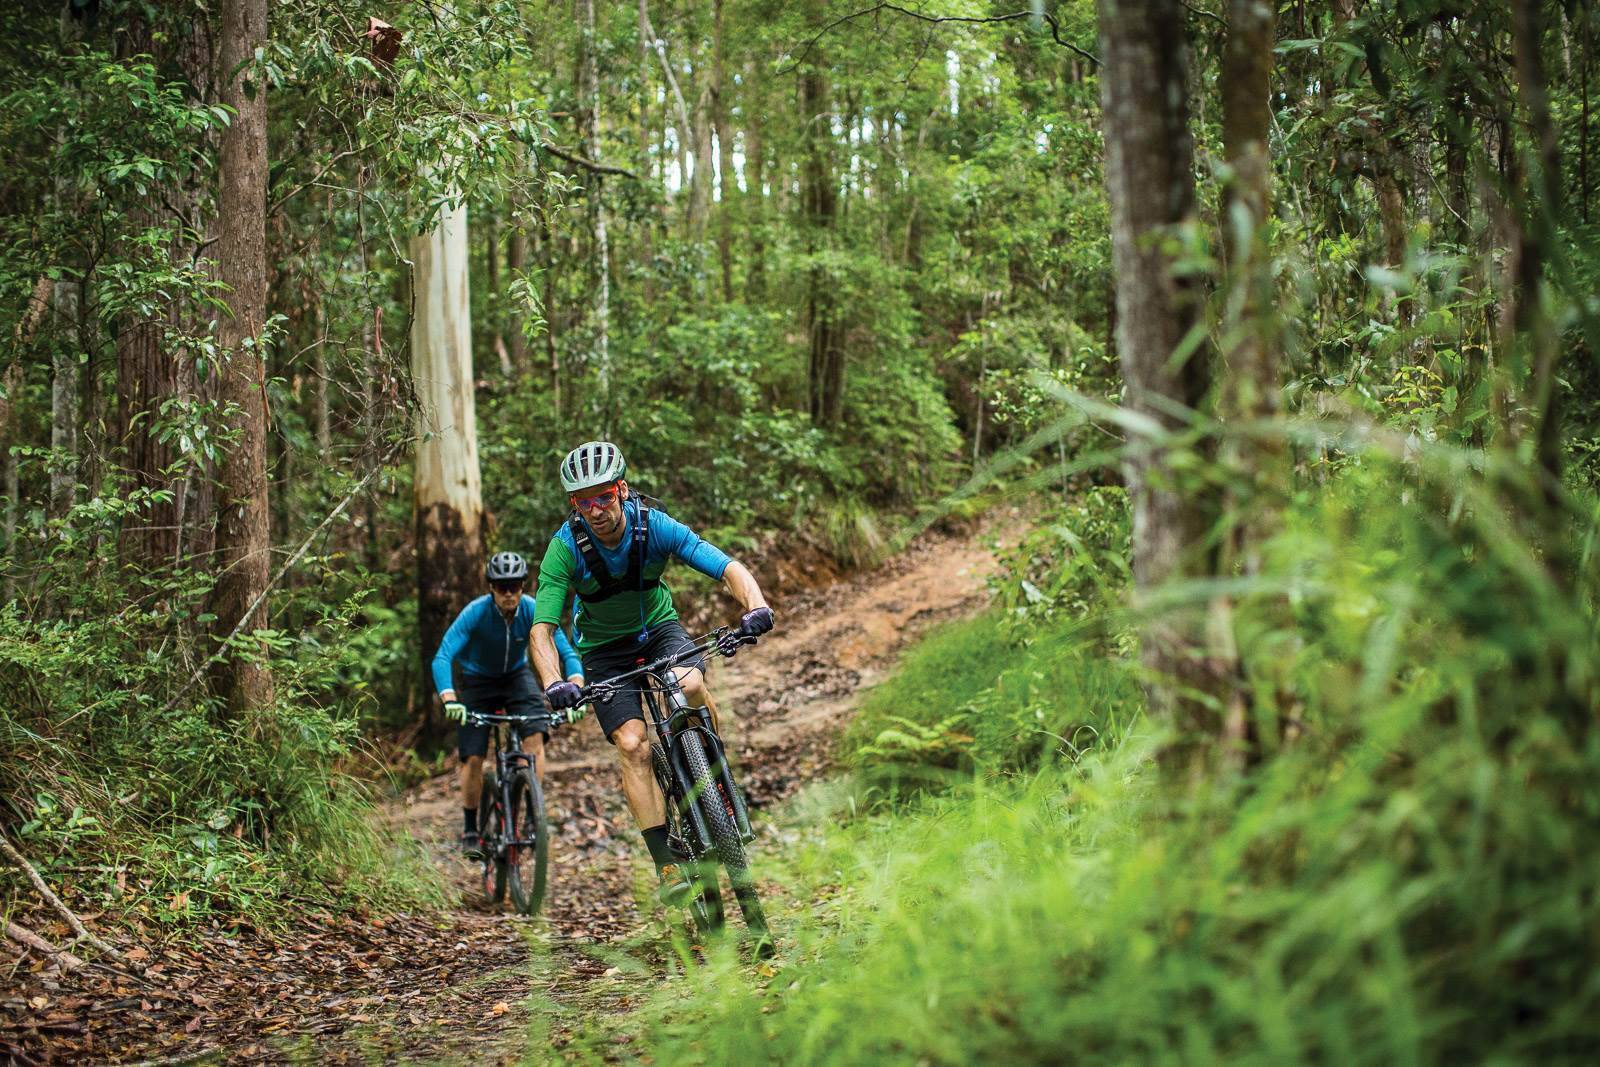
[0,532,441,923]
[593,452,1600,1065]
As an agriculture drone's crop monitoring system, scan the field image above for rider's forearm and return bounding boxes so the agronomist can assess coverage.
[721,561,768,613]
[529,623,565,687]
[440,689,457,702]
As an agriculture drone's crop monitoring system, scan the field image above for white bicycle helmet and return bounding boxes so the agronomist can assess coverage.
[560,440,626,492]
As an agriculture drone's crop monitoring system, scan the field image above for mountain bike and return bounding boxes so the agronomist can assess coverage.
[580,625,769,947]
[465,708,575,916]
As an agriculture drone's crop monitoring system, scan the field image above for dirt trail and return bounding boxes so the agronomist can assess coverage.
[1,515,1017,1064]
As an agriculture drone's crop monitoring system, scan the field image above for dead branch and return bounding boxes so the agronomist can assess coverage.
[783,3,1099,74]
[0,832,129,965]
[6,920,86,972]
[542,142,639,179]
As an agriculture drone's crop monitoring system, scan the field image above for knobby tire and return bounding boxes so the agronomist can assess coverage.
[654,741,724,933]
[506,770,549,916]
[680,730,768,939]
[479,771,508,904]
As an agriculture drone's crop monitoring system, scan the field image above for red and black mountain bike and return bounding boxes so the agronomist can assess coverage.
[462,707,576,916]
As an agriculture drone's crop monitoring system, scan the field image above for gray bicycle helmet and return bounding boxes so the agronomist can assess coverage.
[560,441,627,492]
[486,551,529,582]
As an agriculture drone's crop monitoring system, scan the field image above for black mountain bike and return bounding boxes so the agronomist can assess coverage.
[579,625,769,945]
[465,708,575,916]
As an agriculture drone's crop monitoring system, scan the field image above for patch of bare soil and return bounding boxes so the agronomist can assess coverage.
[0,512,1021,1064]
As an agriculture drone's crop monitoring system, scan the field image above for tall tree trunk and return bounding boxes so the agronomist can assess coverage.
[49,297,78,520]
[713,0,735,300]
[507,222,529,373]
[1216,0,1282,757]
[1512,0,1568,563]
[641,0,699,234]
[578,0,612,414]
[636,0,657,302]
[745,58,767,298]
[211,0,275,713]
[410,196,485,730]
[539,203,562,417]
[1098,0,1216,759]
[802,36,843,426]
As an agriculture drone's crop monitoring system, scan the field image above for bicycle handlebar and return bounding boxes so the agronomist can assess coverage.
[461,709,582,727]
[578,625,758,706]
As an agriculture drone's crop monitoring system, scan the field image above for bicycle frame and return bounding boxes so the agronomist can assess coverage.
[471,714,543,856]
[584,630,756,853]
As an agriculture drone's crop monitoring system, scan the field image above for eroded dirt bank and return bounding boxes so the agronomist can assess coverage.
[1,515,1015,1064]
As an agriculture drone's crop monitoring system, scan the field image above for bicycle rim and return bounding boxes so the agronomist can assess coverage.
[506,771,549,916]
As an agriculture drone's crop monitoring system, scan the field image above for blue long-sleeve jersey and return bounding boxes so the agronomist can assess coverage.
[431,594,583,695]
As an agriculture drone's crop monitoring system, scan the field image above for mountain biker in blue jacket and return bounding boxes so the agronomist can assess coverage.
[434,551,585,857]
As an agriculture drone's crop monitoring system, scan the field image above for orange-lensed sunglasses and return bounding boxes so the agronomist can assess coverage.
[570,485,620,511]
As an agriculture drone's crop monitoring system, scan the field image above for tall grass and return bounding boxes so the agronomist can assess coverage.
[569,457,1600,1064]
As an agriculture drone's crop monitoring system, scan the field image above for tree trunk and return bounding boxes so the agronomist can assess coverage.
[1512,0,1568,563]
[1216,0,1282,758]
[410,195,485,726]
[49,304,78,520]
[539,203,562,417]
[578,0,612,412]
[507,223,529,373]
[802,37,843,427]
[713,0,735,300]
[745,58,767,298]
[210,0,275,713]
[1098,0,1216,757]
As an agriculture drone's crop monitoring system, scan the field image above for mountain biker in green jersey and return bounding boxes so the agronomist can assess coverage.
[434,551,585,857]
[529,441,775,905]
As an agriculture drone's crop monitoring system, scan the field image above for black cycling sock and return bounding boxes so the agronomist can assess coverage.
[463,807,477,835]
[641,824,673,869]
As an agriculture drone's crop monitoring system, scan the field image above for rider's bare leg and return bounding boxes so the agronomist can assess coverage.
[520,731,546,784]
[673,665,721,732]
[612,718,666,826]
[460,753,485,810]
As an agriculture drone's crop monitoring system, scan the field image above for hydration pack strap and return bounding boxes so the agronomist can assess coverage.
[569,500,659,604]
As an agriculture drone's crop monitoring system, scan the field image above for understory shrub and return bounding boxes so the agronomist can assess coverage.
[591,456,1600,1065]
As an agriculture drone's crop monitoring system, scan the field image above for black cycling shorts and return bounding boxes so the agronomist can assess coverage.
[453,663,551,759]
[580,620,706,743]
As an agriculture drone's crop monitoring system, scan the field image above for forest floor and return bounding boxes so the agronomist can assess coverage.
[1,513,1015,1065]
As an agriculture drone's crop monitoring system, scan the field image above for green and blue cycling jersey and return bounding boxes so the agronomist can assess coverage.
[533,495,731,654]
[431,594,583,695]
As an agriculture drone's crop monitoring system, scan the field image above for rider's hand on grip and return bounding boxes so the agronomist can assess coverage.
[443,701,468,723]
[545,681,582,710]
[739,606,774,637]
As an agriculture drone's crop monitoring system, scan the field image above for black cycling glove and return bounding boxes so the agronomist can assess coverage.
[740,606,775,637]
[545,681,582,710]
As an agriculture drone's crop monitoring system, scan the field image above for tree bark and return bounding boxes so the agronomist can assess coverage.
[1098,0,1216,757]
[507,222,529,373]
[578,0,612,410]
[745,58,767,298]
[210,0,275,714]
[802,32,843,427]
[410,195,485,725]
[713,0,735,300]
[1512,0,1568,558]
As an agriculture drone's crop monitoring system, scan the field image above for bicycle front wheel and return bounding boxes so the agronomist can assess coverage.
[681,731,768,941]
[506,770,549,916]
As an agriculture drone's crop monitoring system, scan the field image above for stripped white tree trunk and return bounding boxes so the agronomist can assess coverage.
[410,196,485,710]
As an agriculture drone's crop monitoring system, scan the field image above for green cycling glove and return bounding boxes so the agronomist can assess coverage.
[443,701,468,723]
